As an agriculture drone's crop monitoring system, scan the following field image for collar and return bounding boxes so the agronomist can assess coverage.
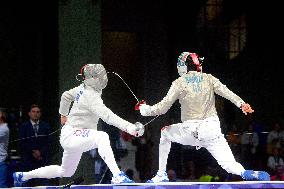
[30,120,39,125]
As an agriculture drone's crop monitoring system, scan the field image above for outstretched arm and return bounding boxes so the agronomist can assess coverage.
[139,80,182,116]
[90,97,144,137]
[211,75,254,115]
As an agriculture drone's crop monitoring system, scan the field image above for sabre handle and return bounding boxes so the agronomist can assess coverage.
[135,100,146,110]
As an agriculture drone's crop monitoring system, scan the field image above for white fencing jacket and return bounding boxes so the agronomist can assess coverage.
[59,84,134,133]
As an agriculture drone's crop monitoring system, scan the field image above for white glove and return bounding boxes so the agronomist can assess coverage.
[139,104,152,116]
[126,122,144,137]
[134,122,144,137]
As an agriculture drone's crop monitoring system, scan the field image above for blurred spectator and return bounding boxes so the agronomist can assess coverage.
[0,110,9,188]
[18,104,52,187]
[226,124,241,162]
[118,131,139,182]
[167,169,177,182]
[168,143,182,177]
[251,121,266,147]
[89,148,108,184]
[270,165,284,181]
[182,160,198,181]
[115,131,128,160]
[125,169,134,181]
[279,124,284,155]
[199,166,220,182]
[249,121,268,170]
[267,147,284,174]
[267,122,282,154]
[132,127,154,182]
[241,124,259,169]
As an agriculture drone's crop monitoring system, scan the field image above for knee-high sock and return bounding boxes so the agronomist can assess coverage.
[159,132,172,172]
[22,165,62,181]
[97,133,121,176]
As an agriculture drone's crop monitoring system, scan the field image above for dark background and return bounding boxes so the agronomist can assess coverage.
[0,1,58,121]
[1,0,283,128]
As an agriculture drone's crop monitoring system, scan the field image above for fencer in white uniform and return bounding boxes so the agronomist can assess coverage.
[138,52,270,182]
[13,64,144,186]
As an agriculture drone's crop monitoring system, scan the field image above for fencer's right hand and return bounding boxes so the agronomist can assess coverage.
[126,122,144,137]
[60,115,67,125]
[139,104,152,116]
[134,122,144,137]
[135,100,146,110]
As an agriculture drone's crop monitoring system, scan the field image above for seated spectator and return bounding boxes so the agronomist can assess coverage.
[118,131,139,182]
[167,169,177,182]
[125,169,134,181]
[267,122,282,154]
[279,124,284,156]
[270,165,284,181]
[182,160,198,181]
[132,127,154,182]
[267,147,284,174]
[18,104,52,187]
[89,148,108,184]
[199,166,220,182]
[226,124,241,161]
[241,124,259,169]
[0,110,9,188]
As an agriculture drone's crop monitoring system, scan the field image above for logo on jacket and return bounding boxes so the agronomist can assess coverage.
[185,75,202,93]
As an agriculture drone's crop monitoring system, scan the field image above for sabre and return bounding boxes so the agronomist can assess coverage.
[108,72,159,126]
[108,72,139,103]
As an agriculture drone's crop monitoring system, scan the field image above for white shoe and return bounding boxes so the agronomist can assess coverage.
[111,171,135,184]
[147,171,169,183]
[13,172,25,187]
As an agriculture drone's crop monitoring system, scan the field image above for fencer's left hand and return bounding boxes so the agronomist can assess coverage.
[61,115,67,125]
[241,103,254,115]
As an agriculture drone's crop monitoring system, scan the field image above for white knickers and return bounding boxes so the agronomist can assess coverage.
[161,115,222,147]
[60,124,103,152]
[160,115,245,175]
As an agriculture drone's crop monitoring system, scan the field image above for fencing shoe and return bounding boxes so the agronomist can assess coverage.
[111,171,135,184]
[241,170,270,181]
[13,172,25,187]
[147,171,169,183]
